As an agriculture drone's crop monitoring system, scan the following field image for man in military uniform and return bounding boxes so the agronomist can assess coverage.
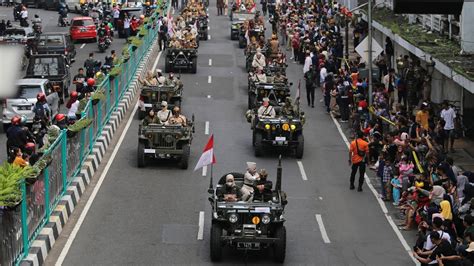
[257,97,276,118]
[251,68,267,83]
[281,97,295,116]
[157,101,172,124]
[217,174,242,202]
[273,71,287,83]
[142,109,160,126]
[166,72,177,86]
[269,34,279,58]
[241,162,259,201]
[253,169,273,202]
[252,48,266,70]
[168,106,187,126]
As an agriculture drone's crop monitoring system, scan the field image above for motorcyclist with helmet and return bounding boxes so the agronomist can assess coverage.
[31,14,42,34]
[53,113,68,130]
[33,92,51,126]
[84,52,100,78]
[6,116,32,156]
[81,78,96,98]
[58,2,68,27]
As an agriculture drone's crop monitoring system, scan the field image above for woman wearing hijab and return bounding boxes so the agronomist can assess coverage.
[440,200,453,221]
[457,174,469,203]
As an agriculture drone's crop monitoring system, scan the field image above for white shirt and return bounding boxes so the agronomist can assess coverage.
[21,10,28,19]
[424,230,451,251]
[124,18,130,28]
[303,55,312,74]
[113,9,120,18]
[157,109,171,123]
[441,107,456,130]
[68,100,79,117]
[320,67,328,84]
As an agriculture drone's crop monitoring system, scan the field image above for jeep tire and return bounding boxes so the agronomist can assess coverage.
[273,225,286,263]
[137,142,146,168]
[248,93,256,109]
[190,57,197,74]
[254,132,263,157]
[295,134,304,159]
[164,59,171,73]
[179,144,190,169]
[210,223,223,262]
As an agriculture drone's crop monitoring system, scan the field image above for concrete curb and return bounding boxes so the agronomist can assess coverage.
[20,40,161,266]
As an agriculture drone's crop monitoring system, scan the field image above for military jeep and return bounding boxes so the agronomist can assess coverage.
[249,113,304,158]
[137,119,194,169]
[247,82,291,109]
[164,48,198,74]
[208,158,287,263]
[138,85,183,120]
[230,13,254,40]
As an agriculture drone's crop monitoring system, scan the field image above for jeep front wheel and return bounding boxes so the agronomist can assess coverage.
[210,223,223,262]
[179,144,190,169]
[273,225,286,263]
[137,142,146,168]
[190,57,197,74]
[295,134,304,159]
[164,60,171,73]
[254,132,263,157]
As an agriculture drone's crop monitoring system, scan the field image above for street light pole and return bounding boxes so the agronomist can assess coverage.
[368,0,373,106]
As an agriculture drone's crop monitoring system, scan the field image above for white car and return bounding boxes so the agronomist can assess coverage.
[2,79,58,130]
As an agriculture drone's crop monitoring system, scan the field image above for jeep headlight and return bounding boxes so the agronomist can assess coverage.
[187,53,190,56]
[229,213,238,223]
[282,123,289,131]
[261,214,271,224]
[264,124,270,130]
[290,124,296,131]
[179,51,184,55]
[172,52,175,56]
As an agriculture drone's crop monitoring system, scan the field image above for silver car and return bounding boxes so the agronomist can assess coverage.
[2,79,58,130]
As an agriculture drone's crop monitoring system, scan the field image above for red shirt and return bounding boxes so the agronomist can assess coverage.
[358,100,368,109]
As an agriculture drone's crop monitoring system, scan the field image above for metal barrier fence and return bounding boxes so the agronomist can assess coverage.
[0,1,169,265]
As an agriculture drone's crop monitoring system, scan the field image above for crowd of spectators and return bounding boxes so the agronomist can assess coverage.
[272,1,474,264]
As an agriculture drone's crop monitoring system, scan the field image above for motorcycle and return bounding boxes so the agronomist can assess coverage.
[58,14,68,27]
[98,36,108,52]
[31,116,46,147]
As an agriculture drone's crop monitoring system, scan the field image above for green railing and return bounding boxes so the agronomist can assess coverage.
[0,2,170,265]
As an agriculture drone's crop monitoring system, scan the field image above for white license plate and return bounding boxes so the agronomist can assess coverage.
[18,106,31,111]
[144,149,156,154]
[275,136,286,142]
[143,103,153,108]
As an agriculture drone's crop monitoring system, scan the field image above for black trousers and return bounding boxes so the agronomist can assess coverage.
[350,162,366,188]
[158,34,166,50]
[339,97,349,121]
[324,93,331,113]
[217,7,223,15]
[306,85,315,106]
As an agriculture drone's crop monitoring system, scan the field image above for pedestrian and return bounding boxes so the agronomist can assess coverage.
[172,0,178,11]
[112,4,120,29]
[158,17,168,51]
[383,68,396,110]
[440,100,457,153]
[217,0,224,16]
[261,0,267,16]
[339,80,350,122]
[20,6,28,27]
[323,73,333,114]
[123,14,131,38]
[390,174,401,205]
[348,130,369,191]
[304,65,316,108]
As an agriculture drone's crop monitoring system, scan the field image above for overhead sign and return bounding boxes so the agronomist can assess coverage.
[355,37,384,64]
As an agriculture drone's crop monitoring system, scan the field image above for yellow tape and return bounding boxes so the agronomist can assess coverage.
[368,106,396,126]
[412,151,424,174]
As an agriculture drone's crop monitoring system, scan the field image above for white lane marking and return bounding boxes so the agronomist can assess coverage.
[208,75,212,83]
[207,26,210,30]
[315,214,331,244]
[80,43,86,49]
[296,161,308,181]
[208,34,211,40]
[329,114,419,265]
[205,121,209,135]
[208,59,212,66]
[207,95,211,98]
[202,165,207,176]
[197,211,205,240]
[55,50,164,266]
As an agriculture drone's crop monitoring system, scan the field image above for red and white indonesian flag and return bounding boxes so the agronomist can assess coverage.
[194,135,217,171]
[248,2,256,13]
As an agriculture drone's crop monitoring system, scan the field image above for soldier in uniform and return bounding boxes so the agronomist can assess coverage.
[168,106,187,126]
[273,71,287,83]
[241,162,259,201]
[157,101,172,124]
[217,174,242,202]
[257,97,276,118]
[166,72,177,86]
[253,169,273,202]
[142,109,160,126]
[269,34,279,58]
[251,68,267,83]
[281,97,295,116]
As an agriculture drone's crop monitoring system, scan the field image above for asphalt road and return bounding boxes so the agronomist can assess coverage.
[44,3,415,266]
[0,6,129,163]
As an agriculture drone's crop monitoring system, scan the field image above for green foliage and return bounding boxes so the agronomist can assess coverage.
[110,65,122,77]
[0,162,37,207]
[128,36,143,47]
[91,88,106,101]
[138,26,148,36]
[370,7,474,81]
[68,118,93,132]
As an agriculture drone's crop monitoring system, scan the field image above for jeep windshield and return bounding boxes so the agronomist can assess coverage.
[27,57,65,77]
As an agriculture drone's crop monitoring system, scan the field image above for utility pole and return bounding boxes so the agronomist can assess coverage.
[368,0,373,106]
